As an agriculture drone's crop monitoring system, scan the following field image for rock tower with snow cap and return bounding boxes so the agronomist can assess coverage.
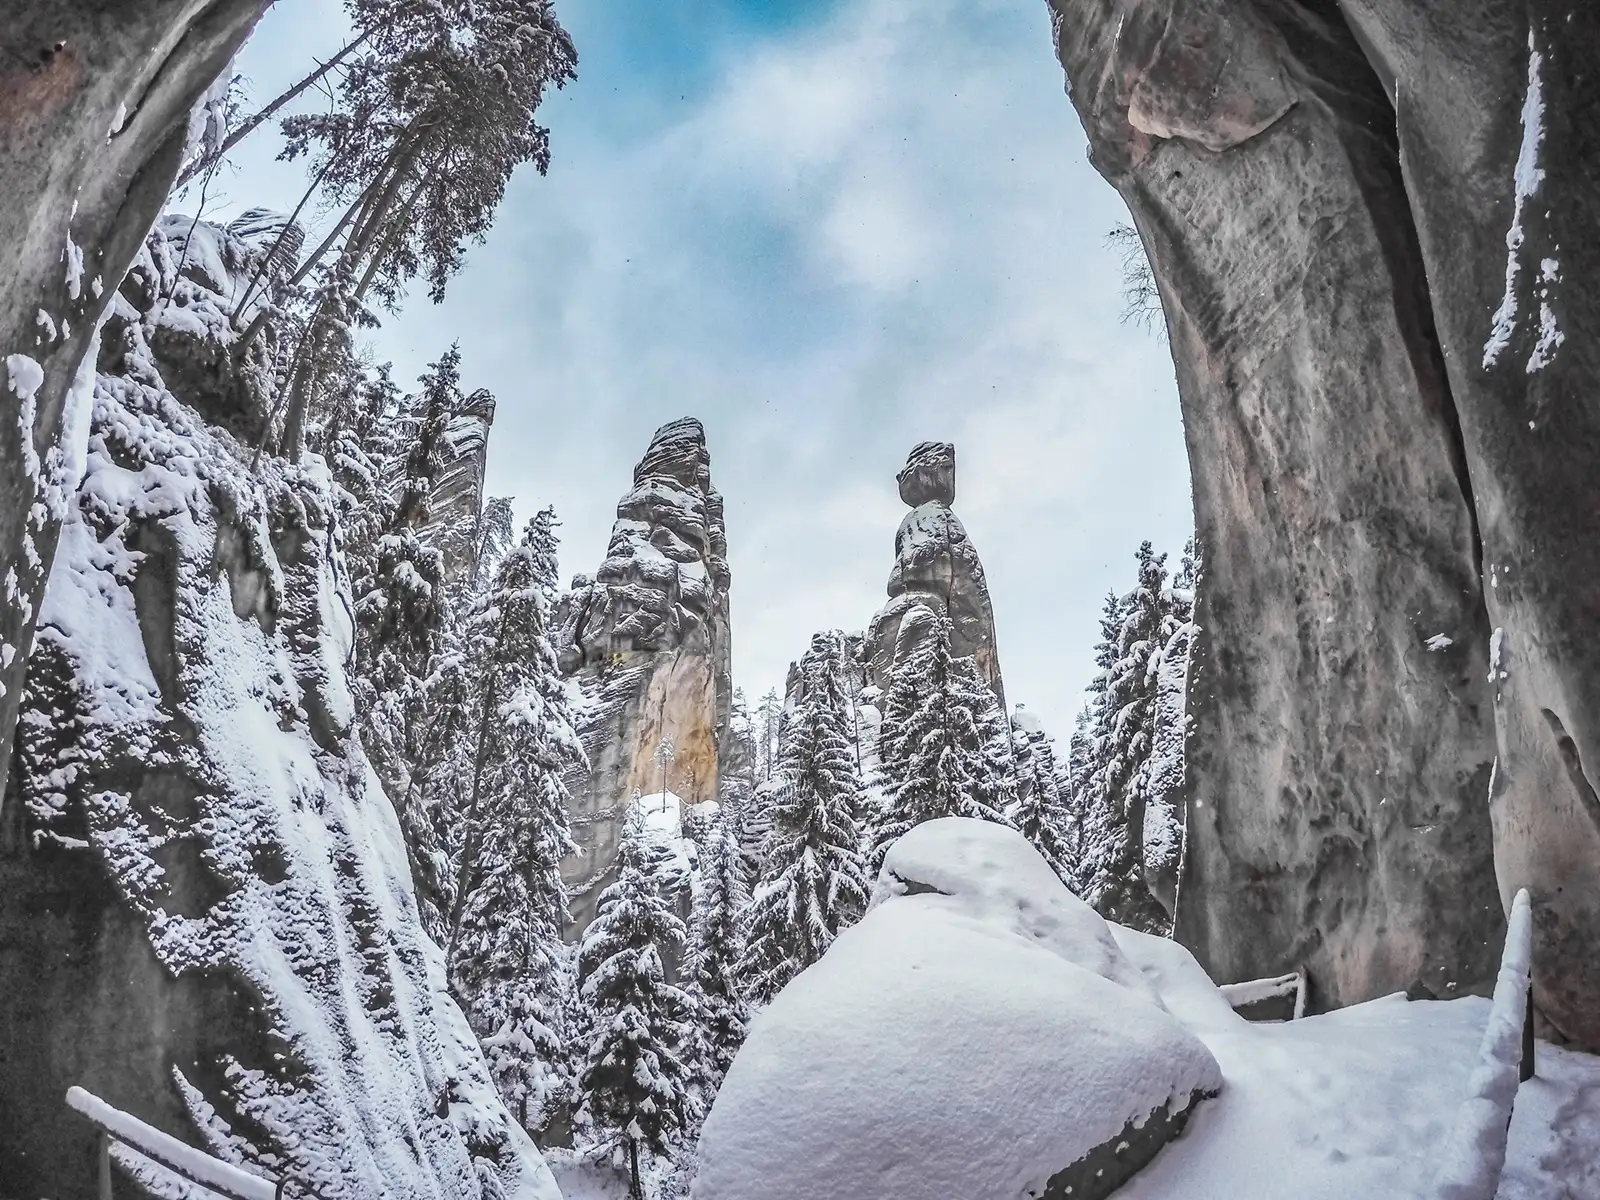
[554,417,734,932]
[866,442,1005,709]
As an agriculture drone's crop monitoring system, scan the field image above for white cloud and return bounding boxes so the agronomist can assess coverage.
[230,0,1193,743]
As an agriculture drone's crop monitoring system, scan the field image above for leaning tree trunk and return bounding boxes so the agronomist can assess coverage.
[1046,0,1600,1046]
[0,0,272,806]
[0,0,270,809]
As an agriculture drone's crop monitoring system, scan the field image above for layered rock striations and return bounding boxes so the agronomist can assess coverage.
[865,442,1005,709]
[1,218,556,1197]
[1046,0,1600,1038]
[554,418,734,931]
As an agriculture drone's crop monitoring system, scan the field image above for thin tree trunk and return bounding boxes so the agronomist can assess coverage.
[628,1138,642,1200]
[174,29,372,189]
[351,169,431,302]
[341,135,431,285]
[448,678,505,956]
[231,154,335,323]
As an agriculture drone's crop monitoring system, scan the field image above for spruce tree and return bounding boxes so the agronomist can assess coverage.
[686,810,750,1096]
[574,814,697,1199]
[739,643,868,1006]
[446,508,585,1132]
[754,687,784,783]
[1072,545,1185,933]
[869,607,1012,872]
[1008,706,1074,886]
[349,349,474,934]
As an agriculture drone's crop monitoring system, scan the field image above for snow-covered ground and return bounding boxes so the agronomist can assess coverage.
[1110,928,1600,1200]
[687,819,1600,1200]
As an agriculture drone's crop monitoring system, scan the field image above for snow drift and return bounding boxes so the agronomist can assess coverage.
[692,818,1222,1200]
[0,214,557,1197]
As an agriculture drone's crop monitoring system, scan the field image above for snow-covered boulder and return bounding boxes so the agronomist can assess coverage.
[692,818,1222,1200]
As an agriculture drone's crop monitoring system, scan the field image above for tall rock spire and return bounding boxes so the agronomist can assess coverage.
[554,418,734,931]
[865,442,1005,708]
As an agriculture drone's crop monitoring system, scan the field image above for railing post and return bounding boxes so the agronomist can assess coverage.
[98,1130,113,1200]
[1521,983,1535,1082]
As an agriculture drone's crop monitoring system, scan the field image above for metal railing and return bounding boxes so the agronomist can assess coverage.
[1219,966,1308,1019]
[1426,887,1536,1200]
[66,1086,284,1200]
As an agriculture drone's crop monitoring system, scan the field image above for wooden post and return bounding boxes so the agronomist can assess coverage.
[98,1131,113,1200]
[1521,983,1536,1082]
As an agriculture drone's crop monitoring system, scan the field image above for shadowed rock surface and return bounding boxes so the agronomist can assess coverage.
[554,418,734,932]
[0,0,271,804]
[865,442,1006,710]
[1047,0,1600,1039]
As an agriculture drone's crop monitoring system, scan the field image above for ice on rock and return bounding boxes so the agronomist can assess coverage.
[693,818,1222,1200]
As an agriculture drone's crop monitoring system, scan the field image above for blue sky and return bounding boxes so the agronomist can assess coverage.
[216,0,1192,739]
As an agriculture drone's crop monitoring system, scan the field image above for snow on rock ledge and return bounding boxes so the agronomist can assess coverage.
[692,818,1222,1200]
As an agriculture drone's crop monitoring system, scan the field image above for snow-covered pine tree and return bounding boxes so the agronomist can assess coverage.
[868,606,1013,872]
[266,0,579,453]
[1007,705,1074,886]
[348,349,468,930]
[754,687,783,783]
[1060,704,1096,893]
[686,809,750,1099]
[739,640,868,1006]
[447,508,585,1133]
[574,813,698,1200]
[1142,538,1198,913]
[1075,543,1178,933]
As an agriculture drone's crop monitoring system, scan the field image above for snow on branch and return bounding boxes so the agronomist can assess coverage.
[1426,887,1534,1200]
[65,1086,280,1200]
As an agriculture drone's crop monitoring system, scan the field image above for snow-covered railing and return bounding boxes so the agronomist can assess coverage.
[1219,967,1307,1019]
[65,1086,283,1200]
[1425,887,1535,1200]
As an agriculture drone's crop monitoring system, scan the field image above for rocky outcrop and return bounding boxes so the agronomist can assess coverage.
[428,386,496,581]
[1047,0,1600,1038]
[554,418,733,931]
[865,442,1005,708]
[1,218,556,1197]
[0,0,270,803]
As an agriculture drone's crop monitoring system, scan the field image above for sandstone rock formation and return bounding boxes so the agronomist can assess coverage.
[0,0,271,803]
[1048,0,1600,1040]
[554,418,733,931]
[693,819,1220,1200]
[865,442,1005,709]
[428,386,497,581]
[1,217,555,1198]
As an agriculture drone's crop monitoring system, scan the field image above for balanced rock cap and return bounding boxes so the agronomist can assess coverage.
[897,441,956,507]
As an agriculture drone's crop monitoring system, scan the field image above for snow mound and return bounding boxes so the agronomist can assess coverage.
[693,818,1221,1200]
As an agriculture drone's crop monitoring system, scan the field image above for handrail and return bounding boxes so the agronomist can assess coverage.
[1425,887,1535,1200]
[65,1086,283,1200]
[1219,967,1307,1019]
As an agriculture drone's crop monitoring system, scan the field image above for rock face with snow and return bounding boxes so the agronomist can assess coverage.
[555,418,734,931]
[693,818,1221,1200]
[1042,0,1600,1025]
[428,386,497,581]
[0,0,270,804]
[865,442,1005,708]
[0,218,558,1199]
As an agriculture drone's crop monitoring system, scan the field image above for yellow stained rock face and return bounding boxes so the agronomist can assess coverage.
[556,418,733,934]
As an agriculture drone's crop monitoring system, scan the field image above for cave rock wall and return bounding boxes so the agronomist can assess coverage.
[1048,0,1600,1041]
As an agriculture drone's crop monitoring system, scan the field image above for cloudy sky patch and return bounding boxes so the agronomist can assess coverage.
[221,0,1192,741]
